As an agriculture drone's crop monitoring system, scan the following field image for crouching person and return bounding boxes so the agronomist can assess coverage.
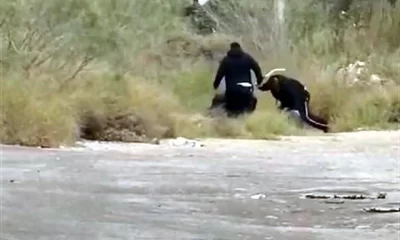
[258,74,330,133]
[210,42,264,117]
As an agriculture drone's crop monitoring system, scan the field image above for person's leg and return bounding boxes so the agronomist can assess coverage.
[295,100,330,133]
[225,88,249,117]
[236,88,254,116]
[233,86,254,114]
[306,111,330,133]
[224,90,238,117]
[247,95,257,113]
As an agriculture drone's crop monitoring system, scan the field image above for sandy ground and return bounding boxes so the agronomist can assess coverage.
[1,130,400,240]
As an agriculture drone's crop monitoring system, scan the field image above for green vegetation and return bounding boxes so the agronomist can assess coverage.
[1,0,399,147]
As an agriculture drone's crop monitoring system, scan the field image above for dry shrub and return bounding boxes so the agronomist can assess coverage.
[0,77,78,147]
[245,110,299,138]
[69,74,188,142]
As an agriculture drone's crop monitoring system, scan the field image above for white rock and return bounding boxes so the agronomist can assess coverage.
[355,61,366,67]
[335,60,387,86]
[233,188,247,192]
[198,0,210,5]
[166,137,204,148]
[265,215,279,220]
[369,74,383,84]
[251,193,267,200]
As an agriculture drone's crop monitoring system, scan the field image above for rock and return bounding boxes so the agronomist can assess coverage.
[233,188,247,192]
[377,192,387,199]
[336,60,387,86]
[162,137,204,148]
[336,194,366,200]
[369,74,383,84]
[355,225,371,230]
[306,192,387,201]
[324,199,345,204]
[363,207,400,213]
[305,194,331,199]
[251,193,267,200]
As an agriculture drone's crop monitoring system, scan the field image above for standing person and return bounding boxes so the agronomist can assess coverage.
[258,74,330,133]
[212,42,264,117]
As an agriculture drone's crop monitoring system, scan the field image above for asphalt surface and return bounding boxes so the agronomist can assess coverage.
[1,131,400,240]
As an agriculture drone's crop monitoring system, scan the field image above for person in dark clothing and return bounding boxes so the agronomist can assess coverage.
[211,42,264,117]
[258,74,330,133]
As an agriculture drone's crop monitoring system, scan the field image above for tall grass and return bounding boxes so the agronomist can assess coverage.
[1,0,399,147]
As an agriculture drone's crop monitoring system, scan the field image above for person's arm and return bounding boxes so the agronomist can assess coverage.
[213,59,225,89]
[248,54,264,85]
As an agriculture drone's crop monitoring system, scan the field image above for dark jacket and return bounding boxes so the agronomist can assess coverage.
[269,75,310,110]
[213,48,264,92]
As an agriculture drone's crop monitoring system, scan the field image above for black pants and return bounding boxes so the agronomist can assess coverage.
[293,100,329,133]
[225,87,254,117]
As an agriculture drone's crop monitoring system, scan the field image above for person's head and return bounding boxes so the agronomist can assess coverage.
[227,41,244,57]
[258,75,280,92]
[230,42,242,50]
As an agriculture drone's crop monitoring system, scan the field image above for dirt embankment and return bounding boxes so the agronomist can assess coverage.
[79,113,171,144]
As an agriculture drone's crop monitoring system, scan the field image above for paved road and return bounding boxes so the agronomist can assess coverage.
[1,131,400,240]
